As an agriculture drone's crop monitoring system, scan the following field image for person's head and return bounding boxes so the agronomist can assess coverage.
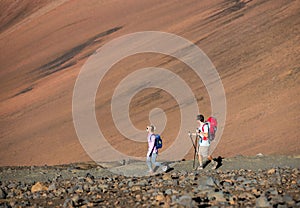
[196,114,205,124]
[146,124,156,133]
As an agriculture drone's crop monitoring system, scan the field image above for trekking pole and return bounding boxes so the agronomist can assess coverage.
[188,131,197,169]
[193,134,199,169]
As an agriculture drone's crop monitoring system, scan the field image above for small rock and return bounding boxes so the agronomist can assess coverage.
[270,195,284,205]
[198,176,216,188]
[283,194,295,207]
[75,185,84,193]
[252,188,261,197]
[98,184,108,192]
[142,195,148,201]
[7,183,17,189]
[277,204,288,208]
[135,194,141,201]
[229,195,237,205]
[71,195,87,206]
[171,195,177,203]
[208,191,226,202]
[268,168,276,174]
[259,179,268,186]
[128,181,134,188]
[162,174,172,180]
[54,187,66,196]
[31,182,48,193]
[48,183,56,191]
[242,179,257,186]
[238,192,255,201]
[236,176,245,182]
[118,182,124,188]
[267,188,278,196]
[256,196,270,207]
[0,188,6,199]
[155,194,164,201]
[83,184,90,192]
[221,179,234,186]
[9,201,16,207]
[85,172,94,179]
[292,168,299,175]
[131,186,141,191]
[165,189,173,195]
[72,195,79,203]
[177,195,194,207]
[6,191,16,198]
[137,179,147,187]
[86,177,94,184]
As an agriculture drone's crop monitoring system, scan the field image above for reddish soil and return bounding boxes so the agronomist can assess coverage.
[0,0,299,166]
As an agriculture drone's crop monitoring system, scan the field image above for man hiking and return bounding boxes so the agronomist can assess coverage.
[196,114,218,170]
[146,124,167,174]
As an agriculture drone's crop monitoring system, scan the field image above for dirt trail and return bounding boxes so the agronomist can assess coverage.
[0,155,299,181]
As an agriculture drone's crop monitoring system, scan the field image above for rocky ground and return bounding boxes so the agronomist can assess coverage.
[0,155,299,207]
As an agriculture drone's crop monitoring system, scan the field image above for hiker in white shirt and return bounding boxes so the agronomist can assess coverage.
[197,114,217,170]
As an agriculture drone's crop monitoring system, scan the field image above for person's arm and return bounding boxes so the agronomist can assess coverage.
[188,128,203,137]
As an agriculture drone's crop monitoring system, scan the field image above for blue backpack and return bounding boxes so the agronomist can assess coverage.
[152,134,163,149]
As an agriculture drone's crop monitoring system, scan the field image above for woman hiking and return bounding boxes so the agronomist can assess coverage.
[146,124,167,174]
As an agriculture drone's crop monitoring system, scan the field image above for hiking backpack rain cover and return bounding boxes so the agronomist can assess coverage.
[206,117,218,141]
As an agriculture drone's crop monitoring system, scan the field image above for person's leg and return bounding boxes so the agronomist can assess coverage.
[152,153,168,172]
[200,146,209,169]
[151,153,161,167]
[146,156,153,172]
[198,146,203,169]
[208,154,217,169]
[198,153,203,169]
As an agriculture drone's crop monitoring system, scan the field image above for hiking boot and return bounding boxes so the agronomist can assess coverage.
[211,161,218,170]
[197,166,203,170]
[162,165,168,172]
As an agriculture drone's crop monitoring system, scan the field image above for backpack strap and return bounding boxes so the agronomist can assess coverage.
[204,122,211,143]
[150,134,156,157]
[201,123,210,142]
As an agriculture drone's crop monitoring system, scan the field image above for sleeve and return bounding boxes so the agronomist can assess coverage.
[150,134,156,149]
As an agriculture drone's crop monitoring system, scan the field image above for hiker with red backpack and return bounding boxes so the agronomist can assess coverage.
[195,114,218,170]
[146,124,167,174]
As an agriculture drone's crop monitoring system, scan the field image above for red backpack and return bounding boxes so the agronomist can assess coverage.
[205,117,218,141]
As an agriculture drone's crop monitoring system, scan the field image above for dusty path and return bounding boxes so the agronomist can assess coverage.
[1,155,299,181]
[0,155,299,207]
